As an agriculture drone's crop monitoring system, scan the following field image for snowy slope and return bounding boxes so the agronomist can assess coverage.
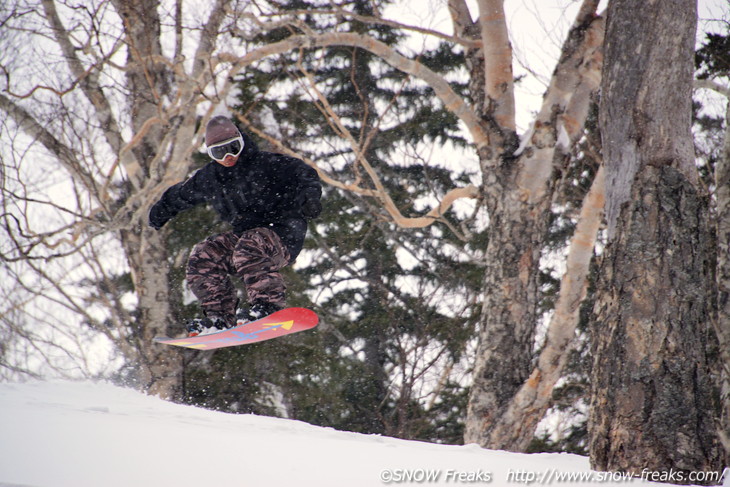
[0,381,725,487]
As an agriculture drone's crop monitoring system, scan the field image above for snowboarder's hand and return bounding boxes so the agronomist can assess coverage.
[148,216,167,230]
[301,192,322,219]
[148,201,172,230]
[149,220,165,230]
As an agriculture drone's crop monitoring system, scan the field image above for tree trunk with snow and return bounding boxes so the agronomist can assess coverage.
[479,166,605,450]
[589,0,723,476]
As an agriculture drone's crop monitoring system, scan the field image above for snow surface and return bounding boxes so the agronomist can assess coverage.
[0,381,726,487]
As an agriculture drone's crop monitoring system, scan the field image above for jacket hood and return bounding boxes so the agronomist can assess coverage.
[237,127,259,160]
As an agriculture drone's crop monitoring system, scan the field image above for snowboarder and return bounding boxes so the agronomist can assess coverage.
[148,115,322,336]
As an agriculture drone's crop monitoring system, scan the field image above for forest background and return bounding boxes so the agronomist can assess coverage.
[1,0,728,481]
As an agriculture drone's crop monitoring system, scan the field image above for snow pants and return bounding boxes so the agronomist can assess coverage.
[185,228,291,326]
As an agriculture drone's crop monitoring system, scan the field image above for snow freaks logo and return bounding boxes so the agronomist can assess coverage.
[380,469,492,484]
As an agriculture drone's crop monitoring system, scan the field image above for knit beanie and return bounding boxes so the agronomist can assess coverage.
[205,116,240,146]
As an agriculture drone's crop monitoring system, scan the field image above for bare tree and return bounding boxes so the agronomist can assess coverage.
[458,0,604,450]
[1,0,235,396]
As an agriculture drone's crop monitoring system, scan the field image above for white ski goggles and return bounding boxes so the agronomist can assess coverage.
[207,135,244,161]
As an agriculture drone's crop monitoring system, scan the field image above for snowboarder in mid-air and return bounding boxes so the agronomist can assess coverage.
[149,115,322,337]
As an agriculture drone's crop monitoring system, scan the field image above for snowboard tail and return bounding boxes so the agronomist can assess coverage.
[154,307,318,350]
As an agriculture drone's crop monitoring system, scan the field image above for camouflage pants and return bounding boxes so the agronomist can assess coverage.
[185,228,291,325]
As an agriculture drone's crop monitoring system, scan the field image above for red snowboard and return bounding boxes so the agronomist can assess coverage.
[154,307,318,350]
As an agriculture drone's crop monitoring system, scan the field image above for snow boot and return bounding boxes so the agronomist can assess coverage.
[239,301,283,324]
[186,316,232,337]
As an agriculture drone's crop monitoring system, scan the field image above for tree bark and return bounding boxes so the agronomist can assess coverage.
[120,227,182,398]
[590,165,721,475]
[589,0,723,476]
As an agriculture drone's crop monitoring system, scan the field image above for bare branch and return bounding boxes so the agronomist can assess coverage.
[0,92,104,204]
[253,7,481,49]
[695,78,730,98]
[218,31,491,152]
[516,6,604,204]
[40,0,138,187]
[191,0,231,80]
[448,0,477,40]
[476,0,515,130]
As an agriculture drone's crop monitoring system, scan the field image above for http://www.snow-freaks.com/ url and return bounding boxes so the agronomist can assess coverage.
[379,467,729,484]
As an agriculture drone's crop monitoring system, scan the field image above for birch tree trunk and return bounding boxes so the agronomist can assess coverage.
[464,0,605,449]
[589,0,723,476]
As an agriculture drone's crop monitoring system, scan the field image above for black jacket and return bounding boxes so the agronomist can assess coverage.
[149,131,322,260]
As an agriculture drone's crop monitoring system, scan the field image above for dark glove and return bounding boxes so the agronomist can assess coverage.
[301,192,322,219]
[148,204,170,230]
[149,217,166,230]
